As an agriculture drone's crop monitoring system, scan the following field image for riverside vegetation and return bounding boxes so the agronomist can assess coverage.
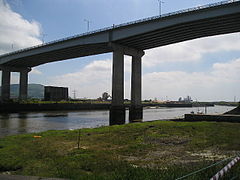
[0,121,240,179]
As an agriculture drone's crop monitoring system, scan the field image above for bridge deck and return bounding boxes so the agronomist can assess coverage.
[0,0,239,68]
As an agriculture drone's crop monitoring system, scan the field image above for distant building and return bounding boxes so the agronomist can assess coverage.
[100,92,111,101]
[184,96,192,102]
[178,95,192,103]
[44,86,68,101]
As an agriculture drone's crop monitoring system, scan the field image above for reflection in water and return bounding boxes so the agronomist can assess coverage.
[44,114,68,118]
[18,113,27,134]
[129,119,143,124]
[0,114,10,136]
[109,118,125,126]
[0,105,236,137]
[1,114,10,128]
[109,109,126,126]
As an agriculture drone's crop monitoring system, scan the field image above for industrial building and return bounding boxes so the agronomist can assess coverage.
[44,86,68,101]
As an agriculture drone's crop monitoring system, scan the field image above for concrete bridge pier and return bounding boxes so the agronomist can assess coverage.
[110,46,125,125]
[109,43,145,125]
[0,66,31,102]
[1,68,11,102]
[19,69,30,101]
[129,53,144,122]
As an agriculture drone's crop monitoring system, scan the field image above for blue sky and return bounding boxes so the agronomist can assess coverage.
[0,0,240,101]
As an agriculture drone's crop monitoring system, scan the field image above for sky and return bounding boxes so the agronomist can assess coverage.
[0,0,239,101]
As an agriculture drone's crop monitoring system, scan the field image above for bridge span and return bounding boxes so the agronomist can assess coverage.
[0,0,240,123]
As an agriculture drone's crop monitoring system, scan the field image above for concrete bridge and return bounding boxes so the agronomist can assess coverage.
[0,0,240,123]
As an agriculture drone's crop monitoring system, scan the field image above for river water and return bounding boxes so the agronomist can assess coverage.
[0,105,235,137]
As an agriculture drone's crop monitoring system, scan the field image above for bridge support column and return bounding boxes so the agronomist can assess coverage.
[110,47,125,125]
[19,69,30,100]
[129,54,144,122]
[1,68,11,102]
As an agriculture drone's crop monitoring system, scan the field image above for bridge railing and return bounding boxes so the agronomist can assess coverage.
[0,0,239,59]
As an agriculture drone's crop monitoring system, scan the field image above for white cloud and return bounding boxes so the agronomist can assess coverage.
[143,58,240,101]
[30,68,42,75]
[143,33,240,67]
[0,0,42,55]
[50,59,112,98]
[49,58,133,98]
[49,57,240,101]
[10,72,19,84]
[212,59,240,82]
[0,1,43,85]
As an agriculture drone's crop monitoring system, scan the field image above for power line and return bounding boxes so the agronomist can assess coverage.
[72,90,77,99]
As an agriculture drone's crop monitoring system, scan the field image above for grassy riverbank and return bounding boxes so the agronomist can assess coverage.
[0,121,240,179]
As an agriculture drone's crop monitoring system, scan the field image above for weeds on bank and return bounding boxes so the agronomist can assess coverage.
[0,121,240,179]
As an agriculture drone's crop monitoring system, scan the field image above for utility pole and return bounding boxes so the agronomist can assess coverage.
[84,19,91,32]
[158,0,164,16]
[40,33,47,44]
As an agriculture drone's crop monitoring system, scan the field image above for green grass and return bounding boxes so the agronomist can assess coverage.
[0,121,240,179]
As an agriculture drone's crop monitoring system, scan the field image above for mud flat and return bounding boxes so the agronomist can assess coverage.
[184,114,240,123]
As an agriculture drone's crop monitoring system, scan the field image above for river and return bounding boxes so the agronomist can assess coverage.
[0,105,235,137]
